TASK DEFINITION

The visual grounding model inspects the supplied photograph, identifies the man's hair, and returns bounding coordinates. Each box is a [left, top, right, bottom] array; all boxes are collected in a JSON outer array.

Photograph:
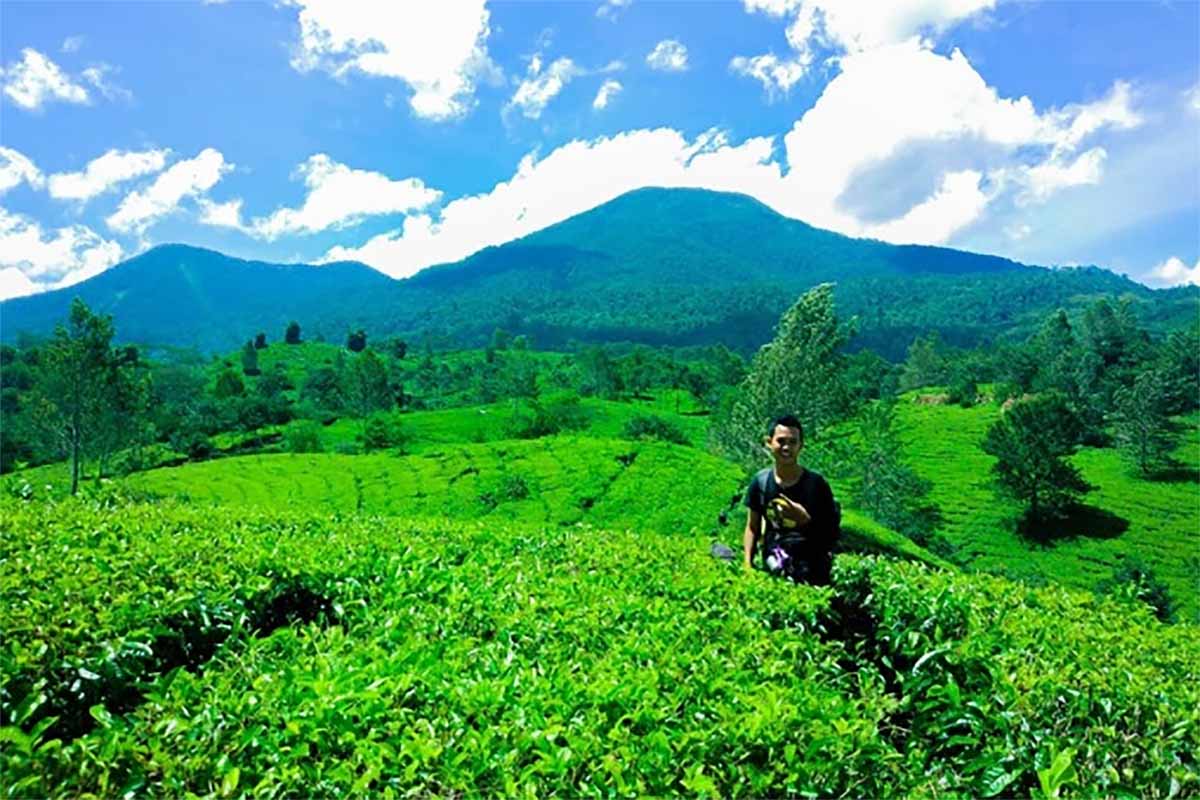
[[767, 414, 804, 442]]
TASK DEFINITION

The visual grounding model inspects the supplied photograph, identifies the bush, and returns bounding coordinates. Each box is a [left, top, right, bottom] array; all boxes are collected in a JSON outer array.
[[503, 394, 590, 439], [621, 413, 688, 445], [358, 413, 406, 453], [285, 421, 324, 454], [1099, 559, 1175, 622], [478, 471, 535, 508]]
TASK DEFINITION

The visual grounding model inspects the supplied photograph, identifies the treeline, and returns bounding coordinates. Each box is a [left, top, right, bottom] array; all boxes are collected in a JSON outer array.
[[0, 303, 749, 482]]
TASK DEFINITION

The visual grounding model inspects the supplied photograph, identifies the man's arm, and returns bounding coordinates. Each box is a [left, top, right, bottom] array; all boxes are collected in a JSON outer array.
[[743, 508, 762, 570]]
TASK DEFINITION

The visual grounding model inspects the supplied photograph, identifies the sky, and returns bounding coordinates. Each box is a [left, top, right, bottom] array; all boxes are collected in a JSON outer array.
[[0, 0, 1197, 301]]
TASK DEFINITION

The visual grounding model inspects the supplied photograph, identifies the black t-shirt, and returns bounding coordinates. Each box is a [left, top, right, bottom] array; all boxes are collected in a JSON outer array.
[[744, 467, 838, 566]]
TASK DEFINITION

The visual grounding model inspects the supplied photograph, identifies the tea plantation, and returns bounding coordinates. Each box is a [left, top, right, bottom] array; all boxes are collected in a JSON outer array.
[[3, 496, 1197, 798]]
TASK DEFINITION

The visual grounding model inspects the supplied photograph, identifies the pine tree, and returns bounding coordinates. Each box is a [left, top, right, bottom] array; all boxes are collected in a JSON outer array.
[[1111, 370, 1175, 476], [982, 392, 1091, 523], [710, 283, 854, 470]]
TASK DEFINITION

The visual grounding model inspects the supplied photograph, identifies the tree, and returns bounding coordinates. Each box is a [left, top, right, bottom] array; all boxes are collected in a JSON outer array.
[[710, 284, 854, 470], [214, 368, 245, 399], [853, 401, 941, 542], [391, 339, 408, 360], [343, 351, 392, 419], [1032, 309, 1077, 396], [241, 341, 261, 376], [490, 328, 512, 352], [29, 299, 117, 494], [254, 332, 267, 349], [285, 321, 302, 345], [347, 329, 367, 352], [1157, 326, 1200, 415], [1111, 370, 1174, 476], [899, 331, 946, 391], [982, 392, 1091, 523]]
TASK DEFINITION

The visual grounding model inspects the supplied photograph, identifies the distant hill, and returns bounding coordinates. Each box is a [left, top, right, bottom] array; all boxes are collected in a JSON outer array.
[[3, 188, 1195, 356]]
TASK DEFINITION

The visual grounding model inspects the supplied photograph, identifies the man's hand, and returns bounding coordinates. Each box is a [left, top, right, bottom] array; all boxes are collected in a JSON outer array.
[[777, 496, 811, 526]]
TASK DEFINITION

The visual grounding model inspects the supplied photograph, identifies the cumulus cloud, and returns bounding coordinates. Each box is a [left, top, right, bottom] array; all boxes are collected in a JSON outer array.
[[47, 148, 169, 202], [242, 154, 441, 239], [596, 0, 631, 20], [287, 0, 500, 121], [1015, 147, 1106, 206], [197, 197, 246, 230], [1, 48, 90, 110], [506, 56, 583, 120], [646, 40, 688, 72], [0, 147, 45, 194], [733, 0, 995, 95], [1143, 256, 1200, 288], [729, 53, 808, 97], [0, 207, 123, 299], [107, 148, 231, 234], [593, 79, 622, 110]]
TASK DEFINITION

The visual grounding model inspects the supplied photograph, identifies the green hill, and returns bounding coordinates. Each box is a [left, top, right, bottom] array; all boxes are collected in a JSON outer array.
[[4, 189, 1194, 357], [894, 398, 1200, 621]]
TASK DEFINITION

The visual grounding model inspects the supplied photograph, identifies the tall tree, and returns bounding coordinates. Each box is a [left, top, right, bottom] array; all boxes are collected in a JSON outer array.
[[1111, 370, 1175, 476], [344, 350, 392, 418], [711, 283, 854, 470], [241, 341, 260, 376], [347, 330, 367, 352], [30, 299, 116, 494], [853, 400, 940, 540], [982, 392, 1091, 523], [899, 331, 946, 391], [285, 320, 302, 345]]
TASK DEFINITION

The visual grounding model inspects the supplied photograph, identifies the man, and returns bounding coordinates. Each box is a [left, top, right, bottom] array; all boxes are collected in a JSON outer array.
[[743, 414, 839, 584]]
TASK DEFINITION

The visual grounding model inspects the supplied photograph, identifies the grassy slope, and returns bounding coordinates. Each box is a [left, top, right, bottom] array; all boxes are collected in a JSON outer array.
[[895, 398, 1200, 620]]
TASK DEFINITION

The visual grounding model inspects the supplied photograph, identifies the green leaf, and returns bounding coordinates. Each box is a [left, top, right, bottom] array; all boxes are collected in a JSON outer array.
[[221, 767, 240, 797]]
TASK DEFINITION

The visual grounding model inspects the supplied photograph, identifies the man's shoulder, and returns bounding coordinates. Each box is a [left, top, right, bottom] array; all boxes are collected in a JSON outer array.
[[802, 469, 832, 491], [749, 467, 773, 488]]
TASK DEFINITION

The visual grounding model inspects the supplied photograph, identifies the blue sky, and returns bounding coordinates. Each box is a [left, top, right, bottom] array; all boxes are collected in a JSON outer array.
[[1, 0, 1197, 300]]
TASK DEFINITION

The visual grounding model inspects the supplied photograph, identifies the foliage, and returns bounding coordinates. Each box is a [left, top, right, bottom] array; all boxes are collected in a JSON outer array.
[[621, 413, 689, 445], [358, 412, 406, 453], [213, 368, 244, 399], [982, 392, 1091, 523], [1097, 558, 1176, 623], [346, 329, 367, 352], [852, 401, 942, 544], [284, 320, 301, 345], [285, 420, 324, 454], [240, 341, 259, 376], [711, 284, 854, 470], [1111, 370, 1176, 476], [253, 332, 267, 349], [2, 498, 1196, 797]]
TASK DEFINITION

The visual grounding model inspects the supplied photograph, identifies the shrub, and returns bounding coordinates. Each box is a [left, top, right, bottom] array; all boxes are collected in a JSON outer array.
[[1098, 558, 1175, 622], [358, 413, 406, 453], [503, 394, 589, 439], [478, 471, 534, 508], [285, 421, 324, 454], [621, 413, 688, 445]]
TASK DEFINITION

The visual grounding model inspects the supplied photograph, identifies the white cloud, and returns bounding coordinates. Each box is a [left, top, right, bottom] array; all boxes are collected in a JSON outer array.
[[47, 148, 169, 202], [646, 40, 688, 72], [593, 79, 622, 110], [198, 197, 246, 230], [596, 0, 631, 20], [0, 207, 123, 299], [287, 0, 500, 121], [80, 63, 133, 103], [61, 35, 85, 54], [506, 56, 582, 120], [1143, 256, 1200, 288], [244, 154, 440, 239], [1016, 146, 1106, 206], [106, 148, 232, 234], [1, 48, 90, 110], [0, 147, 45, 194], [729, 53, 809, 97], [734, 0, 995, 95], [866, 169, 990, 244], [0, 267, 40, 299], [1187, 83, 1200, 115], [1050, 80, 1140, 154]]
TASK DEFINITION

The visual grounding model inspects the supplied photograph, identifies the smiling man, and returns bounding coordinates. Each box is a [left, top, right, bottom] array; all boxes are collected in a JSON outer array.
[[743, 414, 840, 584]]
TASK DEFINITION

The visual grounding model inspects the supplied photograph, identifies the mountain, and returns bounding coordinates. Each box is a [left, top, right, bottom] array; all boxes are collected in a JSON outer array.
[[3, 188, 1195, 357]]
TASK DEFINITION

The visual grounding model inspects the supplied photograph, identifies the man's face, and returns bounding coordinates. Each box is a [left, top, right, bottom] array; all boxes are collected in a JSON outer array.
[[765, 424, 802, 464]]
